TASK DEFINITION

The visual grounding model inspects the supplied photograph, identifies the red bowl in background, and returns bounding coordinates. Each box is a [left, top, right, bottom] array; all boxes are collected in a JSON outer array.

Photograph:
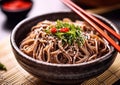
[[1, 0, 33, 20]]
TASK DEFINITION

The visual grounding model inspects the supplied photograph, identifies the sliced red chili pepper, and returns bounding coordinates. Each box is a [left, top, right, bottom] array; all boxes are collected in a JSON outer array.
[[60, 28, 69, 33], [51, 28, 57, 33]]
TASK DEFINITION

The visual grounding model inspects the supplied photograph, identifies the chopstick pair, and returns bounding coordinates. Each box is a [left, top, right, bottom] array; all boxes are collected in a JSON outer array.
[[61, 0, 120, 53]]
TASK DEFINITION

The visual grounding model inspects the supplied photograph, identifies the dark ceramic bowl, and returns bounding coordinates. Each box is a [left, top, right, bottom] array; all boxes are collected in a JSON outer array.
[[10, 12, 119, 84], [0, 0, 33, 20]]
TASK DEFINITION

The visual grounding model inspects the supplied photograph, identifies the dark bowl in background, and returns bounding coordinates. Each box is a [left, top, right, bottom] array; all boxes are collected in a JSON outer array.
[[0, 0, 33, 20], [10, 12, 119, 84], [72, 0, 120, 8]]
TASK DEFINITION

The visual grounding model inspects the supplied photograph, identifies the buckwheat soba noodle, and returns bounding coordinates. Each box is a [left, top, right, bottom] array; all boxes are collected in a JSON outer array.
[[20, 18, 111, 64]]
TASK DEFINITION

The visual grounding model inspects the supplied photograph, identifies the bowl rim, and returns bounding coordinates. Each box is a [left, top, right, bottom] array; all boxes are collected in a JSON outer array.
[[10, 12, 119, 67]]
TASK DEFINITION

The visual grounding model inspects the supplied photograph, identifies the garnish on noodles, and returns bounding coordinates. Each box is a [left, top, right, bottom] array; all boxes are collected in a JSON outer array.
[[19, 18, 110, 64], [46, 20, 85, 46]]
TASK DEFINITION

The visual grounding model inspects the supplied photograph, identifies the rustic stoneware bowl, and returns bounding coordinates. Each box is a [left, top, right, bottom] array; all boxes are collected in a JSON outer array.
[[10, 12, 119, 84]]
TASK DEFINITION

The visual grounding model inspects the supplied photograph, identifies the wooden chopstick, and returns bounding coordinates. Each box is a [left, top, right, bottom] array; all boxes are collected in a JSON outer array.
[[63, 0, 120, 40], [61, 0, 120, 52]]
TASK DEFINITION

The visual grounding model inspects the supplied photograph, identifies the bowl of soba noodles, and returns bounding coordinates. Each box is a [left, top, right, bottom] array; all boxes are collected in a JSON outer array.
[[10, 12, 119, 84]]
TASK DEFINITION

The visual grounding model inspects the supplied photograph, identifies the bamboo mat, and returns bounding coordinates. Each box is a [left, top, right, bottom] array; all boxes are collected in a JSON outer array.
[[0, 37, 120, 85]]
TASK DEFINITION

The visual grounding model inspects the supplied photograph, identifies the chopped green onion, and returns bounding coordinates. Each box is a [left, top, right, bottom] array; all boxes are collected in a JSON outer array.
[[46, 20, 85, 46]]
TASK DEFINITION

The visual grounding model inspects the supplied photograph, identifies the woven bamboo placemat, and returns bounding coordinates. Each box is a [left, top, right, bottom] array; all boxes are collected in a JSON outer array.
[[0, 38, 120, 85]]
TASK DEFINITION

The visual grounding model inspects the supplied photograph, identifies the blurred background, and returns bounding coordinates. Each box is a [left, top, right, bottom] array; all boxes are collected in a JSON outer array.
[[0, 0, 70, 41], [0, 0, 120, 41]]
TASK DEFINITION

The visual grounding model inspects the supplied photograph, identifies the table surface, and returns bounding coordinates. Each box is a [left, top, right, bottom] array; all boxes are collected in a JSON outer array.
[[0, 0, 120, 84], [0, 38, 120, 85]]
